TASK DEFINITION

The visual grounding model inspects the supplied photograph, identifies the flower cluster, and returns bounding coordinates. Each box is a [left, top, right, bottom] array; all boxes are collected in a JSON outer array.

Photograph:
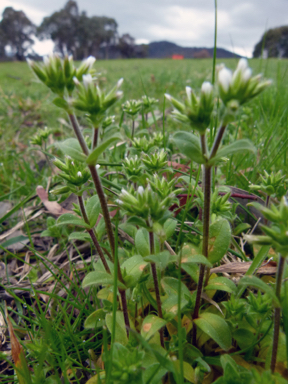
[[30, 127, 53, 146], [116, 185, 177, 222], [218, 58, 272, 107], [52, 156, 91, 190], [142, 149, 168, 172], [142, 95, 159, 113], [165, 81, 214, 133], [245, 197, 288, 256], [122, 99, 142, 118], [123, 155, 143, 180], [28, 55, 95, 96], [149, 174, 182, 200], [73, 76, 123, 124], [249, 170, 286, 198]]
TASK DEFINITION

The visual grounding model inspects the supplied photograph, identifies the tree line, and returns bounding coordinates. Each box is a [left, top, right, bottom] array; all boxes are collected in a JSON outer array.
[[0, 0, 147, 61]]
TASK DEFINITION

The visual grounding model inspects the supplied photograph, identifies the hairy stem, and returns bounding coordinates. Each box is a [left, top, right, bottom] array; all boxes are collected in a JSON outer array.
[[68, 113, 89, 156], [88, 165, 115, 258], [149, 230, 164, 347], [77, 195, 111, 273], [210, 125, 226, 160], [119, 288, 130, 337], [92, 127, 99, 150], [192, 133, 212, 344], [271, 255, 285, 372]]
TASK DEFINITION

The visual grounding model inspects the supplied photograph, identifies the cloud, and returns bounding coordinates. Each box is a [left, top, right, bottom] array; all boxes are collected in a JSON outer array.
[[1, 0, 288, 57]]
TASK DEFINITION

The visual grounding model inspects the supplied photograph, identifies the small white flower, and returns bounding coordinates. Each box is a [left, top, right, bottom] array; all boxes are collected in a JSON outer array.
[[164, 93, 172, 101], [82, 74, 93, 89], [77, 171, 82, 177], [116, 91, 123, 99], [137, 186, 144, 195], [201, 81, 213, 95], [96, 164, 101, 169], [73, 76, 80, 86], [121, 188, 129, 196], [242, 68, 252, 82], [237, 58, 249, 72], [117, 78, 124, 88], [85, 56, 96, 69], [115, 199, 123, 205], [218, 67, 232, 92]]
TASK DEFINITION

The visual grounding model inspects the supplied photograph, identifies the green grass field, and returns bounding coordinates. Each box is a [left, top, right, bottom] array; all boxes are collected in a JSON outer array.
[[1, 57, 288, 383], [1, 58, 288, 199]]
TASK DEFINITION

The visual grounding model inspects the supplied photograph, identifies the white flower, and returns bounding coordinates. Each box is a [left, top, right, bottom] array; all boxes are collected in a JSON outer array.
[[73, 76, 80, 86], [117, 78, 124, 88], [115, 199, 123, 205], [185, 86, 192, 97], [237, 58, 249, 72], [137, 186, 144, 195], [77, 171, 82, 177], [82, 74, 93, 89], [116, 91, 123, 99], [121, 188, 129, 196], [96, 164, 101, 169], [164, 93, 172, 101], [84, 56, 96, 69], [218, 67, 232, 92], [242, 68, 252, 82], [201, 81, 213, 95]]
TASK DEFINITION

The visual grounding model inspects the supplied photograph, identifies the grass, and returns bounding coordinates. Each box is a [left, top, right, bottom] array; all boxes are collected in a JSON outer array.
[[1, 57, 288, 383]]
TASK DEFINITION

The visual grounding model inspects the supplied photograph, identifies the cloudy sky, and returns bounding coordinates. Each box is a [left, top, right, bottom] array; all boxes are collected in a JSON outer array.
[[1, 0, 288, 57]]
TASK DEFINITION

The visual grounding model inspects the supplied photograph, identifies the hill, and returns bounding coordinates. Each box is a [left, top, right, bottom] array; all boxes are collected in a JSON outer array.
[[146, 41, 241, 59], [253, 26, 288, 58]]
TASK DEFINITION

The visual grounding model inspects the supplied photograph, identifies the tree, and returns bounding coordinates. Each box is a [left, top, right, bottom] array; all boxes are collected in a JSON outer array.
[[253, 26, 288, 58], [0, 7, 35, 60], [37, 0, 118, 59], [37, 0, 79, 57], [119, 33, 136, 58]]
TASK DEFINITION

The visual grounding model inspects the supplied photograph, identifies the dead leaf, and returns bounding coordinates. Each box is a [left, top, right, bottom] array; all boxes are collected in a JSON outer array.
[[36, 186, 73, 216], [211, 261, 277, 275]]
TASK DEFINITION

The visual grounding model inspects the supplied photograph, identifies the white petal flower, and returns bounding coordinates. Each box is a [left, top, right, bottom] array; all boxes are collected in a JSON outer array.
[[116, 91, 123, 99], [201, 81, 213, 95], [218, 68, 232, 92], [185, 86, 192, 97], [73, 76, 80, 86], [242, 68, 252, 82], [117, 78, 124, 88], [237, 58, 249, 72], [121, 188, 129, 196], [137, 186, 144, 195], [96, 164, 101, 169], [77, 171, 82, 177], [164, 93, 172, 101], [82, 74, 93, 89], [85, 56, 96, 69]]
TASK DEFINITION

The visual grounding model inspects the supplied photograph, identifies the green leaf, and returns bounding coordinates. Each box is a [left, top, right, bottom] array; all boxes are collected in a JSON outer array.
[[54, 138, 87, 162], [141, 315, 166, 340], [233, 222, 251, 236], [86, 135, 121, 166], [121, 255, 148, 287], [194, 313, 232, 351], [68, 231, 91, 242], [135, 228, 150, 257], [161, 277, 191, 298], [144, 251, 171, 270], [210, 139, 256, 165], [163, 218, 177, 239], [207, 219, 231, 264], [233, 328, 256, 350], [172, 131, 205, 164], [82, 271, 126, 289], [56, 213, 89, 229], [162, 295, 188, 320], [238, 275, 280, 307], [173, 360, 195, 383], [52, 97, 69, 110], [205, 277, 237, 294], [84, 309, 106, 329], [85, 195, 101, 228], [105, 311, 128, 345], [181, 254, 212, 268]]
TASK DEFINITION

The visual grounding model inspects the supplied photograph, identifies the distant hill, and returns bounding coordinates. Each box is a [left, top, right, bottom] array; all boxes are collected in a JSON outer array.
[[146, 41, 241, 59], [253, 26, 288, 58]]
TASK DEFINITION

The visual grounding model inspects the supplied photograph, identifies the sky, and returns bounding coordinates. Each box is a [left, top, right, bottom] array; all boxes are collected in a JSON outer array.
[[1, 0, 288, 58]]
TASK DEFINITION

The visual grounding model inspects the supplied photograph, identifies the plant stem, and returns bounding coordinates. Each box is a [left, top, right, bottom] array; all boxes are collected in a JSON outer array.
[[192, 133, 212, 344], [68, 113, 89, 155], [271, 255, 285, 372], [210, 125, 226, 159], [131, 119, 135, 140], [92, 127, 99, 150], [88, 164, 115, 257], [77, 195, 111, 273], [119, 288, 130, 338], [149, 229, 164, 347]]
